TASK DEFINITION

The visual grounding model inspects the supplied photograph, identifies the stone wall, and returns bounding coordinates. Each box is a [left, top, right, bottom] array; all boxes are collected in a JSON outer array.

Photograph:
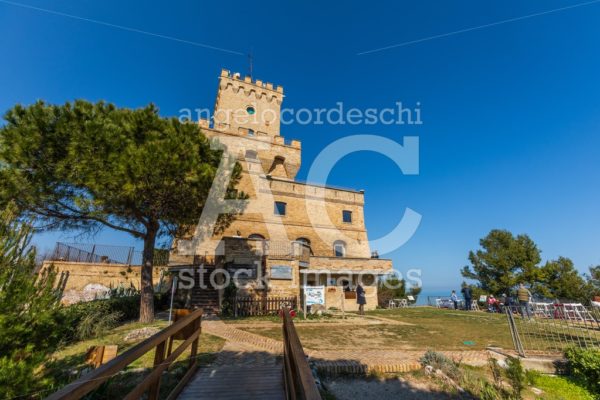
[[42, 261, 168, 303], [324, 285, 378, 311]]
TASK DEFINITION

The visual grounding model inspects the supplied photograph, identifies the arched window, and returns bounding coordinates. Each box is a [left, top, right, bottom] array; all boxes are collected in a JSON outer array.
[[248, 233, 265, 240], [295, 237, 311, 246], [333, 240, 346, 257]]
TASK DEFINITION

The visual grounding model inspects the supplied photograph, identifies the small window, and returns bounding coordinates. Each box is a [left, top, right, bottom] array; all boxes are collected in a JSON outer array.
[[246, 106, 256, 115], [342, 210, 352, 223], [274, 201, 286, 216], [333, 240, 346, 257], [245, 150, 257, 159], [248, 129, 255, 136]]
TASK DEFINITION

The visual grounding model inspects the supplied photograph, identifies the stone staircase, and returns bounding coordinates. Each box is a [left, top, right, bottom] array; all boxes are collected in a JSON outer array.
[[190, 265, 220, 315]]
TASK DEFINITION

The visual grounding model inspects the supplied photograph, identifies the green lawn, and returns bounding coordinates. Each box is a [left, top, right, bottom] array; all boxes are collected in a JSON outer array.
[[238, 307, 515, 351], [43, 320, 225, 399]]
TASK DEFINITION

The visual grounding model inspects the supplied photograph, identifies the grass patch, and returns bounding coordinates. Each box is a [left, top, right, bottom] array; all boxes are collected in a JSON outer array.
[[240, 307, 514, 350], [43, 320, 225, 399], [527, 371, 594, 400]]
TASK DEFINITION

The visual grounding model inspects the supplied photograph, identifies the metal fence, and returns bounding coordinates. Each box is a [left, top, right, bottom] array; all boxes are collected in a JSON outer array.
[[505, 303, 600, 356], [48, 242, 169, 266]]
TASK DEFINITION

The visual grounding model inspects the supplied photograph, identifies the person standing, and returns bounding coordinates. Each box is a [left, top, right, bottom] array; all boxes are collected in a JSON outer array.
[[450, 290, 459, 310], [356, 283, 366, 315], [461, 284, 472, 311], [517, 283, 533, 320]]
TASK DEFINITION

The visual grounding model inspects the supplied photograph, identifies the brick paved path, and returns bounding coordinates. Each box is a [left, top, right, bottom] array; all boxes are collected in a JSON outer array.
[[179, 317, 492, 398], [202, 319, 283, 353]]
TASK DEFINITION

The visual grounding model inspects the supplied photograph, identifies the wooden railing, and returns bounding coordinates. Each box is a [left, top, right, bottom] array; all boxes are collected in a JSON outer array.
[[45, 309, 203, 400], [281, 308, 321, 400]]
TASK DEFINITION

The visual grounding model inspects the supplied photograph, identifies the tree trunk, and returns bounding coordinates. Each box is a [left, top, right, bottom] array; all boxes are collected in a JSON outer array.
[[139, 227, 157, 323]]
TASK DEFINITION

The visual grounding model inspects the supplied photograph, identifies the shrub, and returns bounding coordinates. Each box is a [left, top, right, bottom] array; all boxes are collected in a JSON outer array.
[[504, 356, 525, 399], [420, 350, 461, 381], [478, 380, 502, 400], [74, 305, 123, 340], [0, 205, 64, 398], [377, 277, 406, 308], [565, 348, 600, 396], [220, 281, 238, 316]]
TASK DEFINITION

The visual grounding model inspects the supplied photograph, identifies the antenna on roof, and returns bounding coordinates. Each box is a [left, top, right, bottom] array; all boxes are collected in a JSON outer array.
[[248, 47, 254, 79]]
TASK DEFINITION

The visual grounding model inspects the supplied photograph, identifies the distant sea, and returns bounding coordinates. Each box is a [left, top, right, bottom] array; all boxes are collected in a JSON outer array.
[[415, 289, 456, 305]]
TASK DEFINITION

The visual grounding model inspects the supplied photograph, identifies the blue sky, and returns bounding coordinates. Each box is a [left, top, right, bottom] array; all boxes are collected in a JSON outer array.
[[1, 0, 600, 291]]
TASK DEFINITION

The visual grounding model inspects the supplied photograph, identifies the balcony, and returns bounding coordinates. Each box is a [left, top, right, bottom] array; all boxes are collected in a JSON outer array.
[[219, 237, 311, 265]]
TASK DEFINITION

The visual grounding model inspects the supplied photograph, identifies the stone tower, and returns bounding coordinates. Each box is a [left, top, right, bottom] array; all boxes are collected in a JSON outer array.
[[213, 69, 283, 137], [210, 69, 300, 180]]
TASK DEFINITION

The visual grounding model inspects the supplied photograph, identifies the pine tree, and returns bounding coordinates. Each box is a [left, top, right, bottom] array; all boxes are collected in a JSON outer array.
[[0, 204, 62, 399]]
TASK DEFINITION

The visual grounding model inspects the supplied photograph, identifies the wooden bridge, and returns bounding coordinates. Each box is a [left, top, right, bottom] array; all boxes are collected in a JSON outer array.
[[45, 309, 321, 400]]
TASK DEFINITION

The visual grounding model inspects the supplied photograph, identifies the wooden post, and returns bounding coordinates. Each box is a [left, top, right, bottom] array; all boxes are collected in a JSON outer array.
[[341, 289, 346, 319], [189, 318, 201, 368], [148, 341, 165, 400], [89, 245, 96, 263], [303, 289, 307, 320], [168, 276, 178, 323]]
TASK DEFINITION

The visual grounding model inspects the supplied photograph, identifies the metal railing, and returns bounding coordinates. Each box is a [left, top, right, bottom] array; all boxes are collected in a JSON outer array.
[[504, 303, 600, 357], [45, 308, 203, 400], [281, 308, 321, 400], [266, 240, 311, 261], [48, 242, 169, 266]]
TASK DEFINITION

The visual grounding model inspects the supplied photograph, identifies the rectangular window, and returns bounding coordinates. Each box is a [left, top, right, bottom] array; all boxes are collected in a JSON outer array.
[[342, 210, 352, 223], [274, 201, 286, 216]]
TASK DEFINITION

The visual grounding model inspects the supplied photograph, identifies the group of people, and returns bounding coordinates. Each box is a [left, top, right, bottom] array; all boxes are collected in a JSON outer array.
[[449, 283, 533, 317], [450, 285, 475, 310]]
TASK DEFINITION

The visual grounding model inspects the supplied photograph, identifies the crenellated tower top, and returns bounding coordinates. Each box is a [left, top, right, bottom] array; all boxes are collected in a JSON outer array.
[[213, 69, 284, 137]]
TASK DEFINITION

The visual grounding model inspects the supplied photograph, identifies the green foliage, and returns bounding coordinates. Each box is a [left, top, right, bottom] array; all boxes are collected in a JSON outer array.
[[65, 297, 142, 340], [0, 205, 63, 398], [419, 350, 461, 381], [488, 357, 504, 391], [536, 257, 588, 302], [462, 230, 592, 302], [527, 370, 594, 400], [565, 348, 600, 396], [461, 229, 541, 296], [408, 285, 422, 300], [377, 276, 406, 307], [504, 356, 525, 399], [220, 281, 238, 316], [478, 380, 502, 400], [0, 100, 246, 321], [75, 309, 123, 341], [584, 266, 600, 298]]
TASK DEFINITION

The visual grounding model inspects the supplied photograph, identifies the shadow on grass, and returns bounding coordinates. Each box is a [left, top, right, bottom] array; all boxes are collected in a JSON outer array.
[[42, 350, 219, 400]]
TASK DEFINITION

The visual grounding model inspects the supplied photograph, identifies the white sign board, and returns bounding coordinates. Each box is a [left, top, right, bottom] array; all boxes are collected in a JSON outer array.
[[304, 286, 325, 306]]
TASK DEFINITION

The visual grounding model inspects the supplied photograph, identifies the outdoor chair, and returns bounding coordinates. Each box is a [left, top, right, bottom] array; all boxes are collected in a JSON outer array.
[[388, 299, 397, 309], [561, 303, 596, 322]]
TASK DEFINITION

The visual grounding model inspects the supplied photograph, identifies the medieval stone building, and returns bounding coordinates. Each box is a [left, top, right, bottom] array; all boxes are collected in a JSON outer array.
[[170, 69, 392, 311]]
